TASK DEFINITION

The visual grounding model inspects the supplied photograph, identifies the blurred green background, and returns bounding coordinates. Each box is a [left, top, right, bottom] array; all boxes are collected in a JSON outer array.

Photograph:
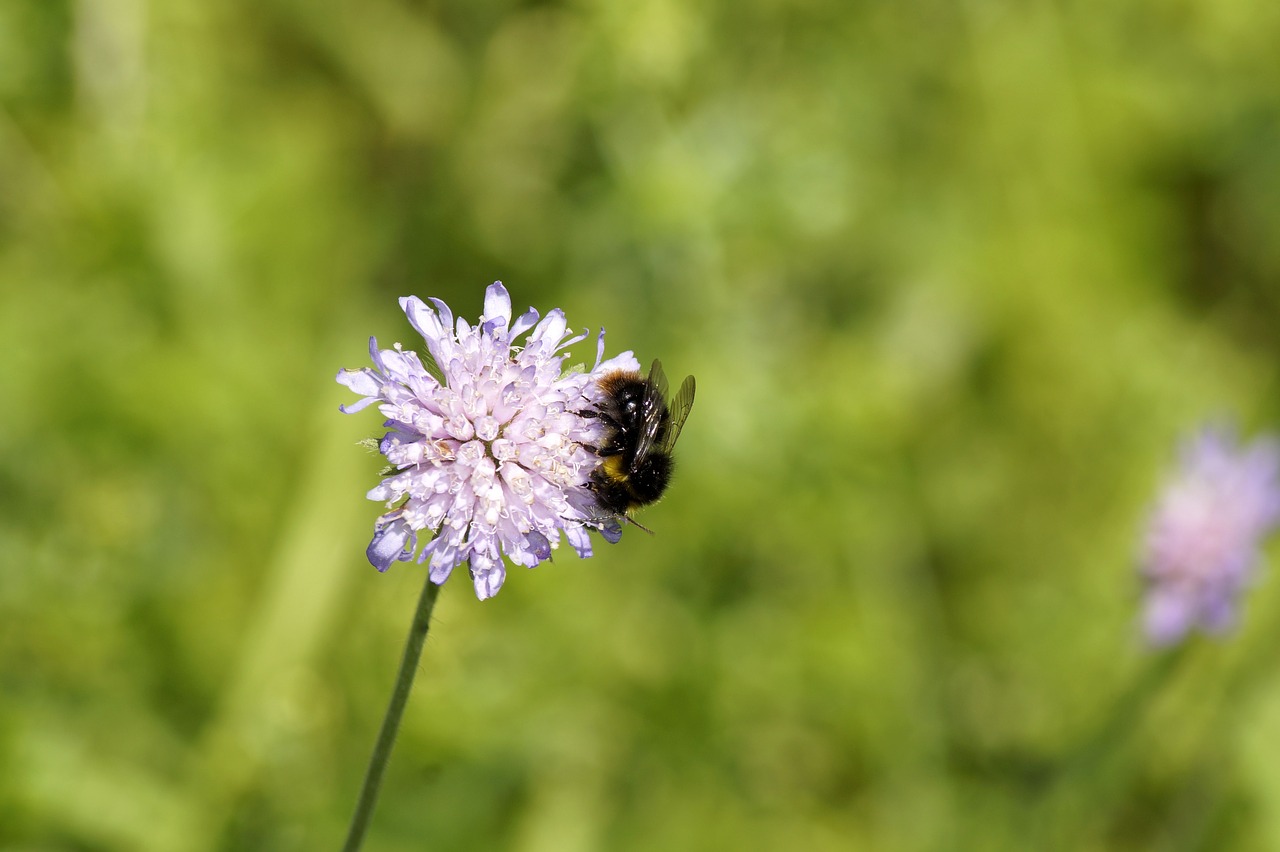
[[5, 0, 1280, 849]]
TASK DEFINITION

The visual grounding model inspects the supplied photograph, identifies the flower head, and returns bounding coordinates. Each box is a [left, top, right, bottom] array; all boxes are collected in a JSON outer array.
[[337, 283, 638, 599], [1140, 426, 1280, 646]]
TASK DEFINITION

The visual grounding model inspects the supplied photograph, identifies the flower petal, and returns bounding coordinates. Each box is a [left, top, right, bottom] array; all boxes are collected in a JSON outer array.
[[483, 281, 512, 327], [530, 308, 567, 349], [566, 525, 594, 558], [367, 517, 416, 572], [599, 519, 624, 545], [337, 367, 380, 398], [593, 328, 606, 369], [525, 530, 552, 562], [470, 554, 506, 600], [595, 350, 640, 374], [1143, 587, 1193, 647], [511, 306, 540, 339], [401, 297, 443, 346]]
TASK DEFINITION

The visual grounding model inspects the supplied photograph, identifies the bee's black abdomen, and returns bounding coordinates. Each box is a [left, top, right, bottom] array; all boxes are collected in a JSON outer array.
[[587, 453, 673, 514], [628, 453, 672, 505], [589, 474, 635, 516]]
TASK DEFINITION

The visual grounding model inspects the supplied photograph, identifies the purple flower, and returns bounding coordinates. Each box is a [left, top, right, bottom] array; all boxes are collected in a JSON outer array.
[[1140, 427, 1280, 646], [337, 283, 638, 600]]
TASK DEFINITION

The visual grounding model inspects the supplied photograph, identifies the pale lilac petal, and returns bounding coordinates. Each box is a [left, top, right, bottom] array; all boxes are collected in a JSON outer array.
[[593, 328, 607, 369], [483, 281, 511, 327], [337, 381, 381, 411], [338, 395, 380, 415], [427, 297, 453, 331], [599, 519, 623, 544], [595, 351, 640, 374], [366, 480, 401, 502], [566, 525, 594, 558], [525, 530, 552, 562], [1200, 591, 1238, 634], [377, 347, 419, 380], [368, 336, 393, 377], [367, 517, 415, 572], [428, 561, 455, 585], [530, 308, 567, 348], [470, 553, 506, 600], [337, 367, 380, 398], [400, 296, 441, 344], [556, 328, 590, 353], [1143, 587, 1194, 647], [511, 306, 540, 339]]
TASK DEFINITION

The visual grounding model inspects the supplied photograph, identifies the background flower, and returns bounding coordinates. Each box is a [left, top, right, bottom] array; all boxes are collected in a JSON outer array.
[[1141, 428, 1280, 646], [338, 283, 637, 599]]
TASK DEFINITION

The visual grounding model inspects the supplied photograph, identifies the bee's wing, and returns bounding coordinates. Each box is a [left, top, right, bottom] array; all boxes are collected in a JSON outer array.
[[659, 374, 695, 453], [632, 360, 671, 463], [646, 358, 669, 401]]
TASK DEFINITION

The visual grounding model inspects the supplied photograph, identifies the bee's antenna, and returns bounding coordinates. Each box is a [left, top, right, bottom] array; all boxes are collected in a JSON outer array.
[[625, 515, 655, 535]]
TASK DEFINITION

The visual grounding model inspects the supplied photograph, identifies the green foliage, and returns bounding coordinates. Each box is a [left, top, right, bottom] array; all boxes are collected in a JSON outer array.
[[4, 0, 1280, 849]]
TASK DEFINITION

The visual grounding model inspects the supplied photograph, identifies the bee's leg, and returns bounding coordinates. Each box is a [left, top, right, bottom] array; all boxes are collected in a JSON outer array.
[[577, 407, 621, 456], [580, 440, 622, 456], [579, 408, 623, 431]]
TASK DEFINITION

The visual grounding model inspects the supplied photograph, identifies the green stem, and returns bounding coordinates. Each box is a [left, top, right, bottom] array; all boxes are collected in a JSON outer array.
[[1033, 642, 1191, 847], [342, 574, 443, 852]]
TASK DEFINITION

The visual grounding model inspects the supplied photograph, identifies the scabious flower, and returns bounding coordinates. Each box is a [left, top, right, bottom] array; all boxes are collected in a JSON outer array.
[[337, 283, 638, 600], [1140, 426, 1280, 646]]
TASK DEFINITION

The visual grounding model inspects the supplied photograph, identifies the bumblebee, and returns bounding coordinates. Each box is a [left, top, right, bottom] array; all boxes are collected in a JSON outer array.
[[587, 359, 695, 527]]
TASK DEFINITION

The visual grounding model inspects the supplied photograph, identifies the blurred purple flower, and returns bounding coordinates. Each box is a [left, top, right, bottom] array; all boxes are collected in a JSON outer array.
[[337, 282, 638, 600], [1140, 427, 1280, 646]]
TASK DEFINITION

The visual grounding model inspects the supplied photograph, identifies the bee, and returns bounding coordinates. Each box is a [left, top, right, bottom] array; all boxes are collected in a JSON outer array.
[[586, 359, 696, 529]]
